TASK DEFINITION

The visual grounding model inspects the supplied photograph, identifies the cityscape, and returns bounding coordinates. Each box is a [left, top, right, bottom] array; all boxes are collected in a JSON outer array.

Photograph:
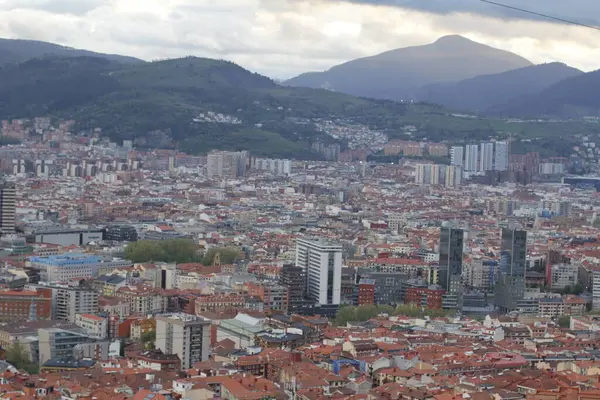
[[0, 1, 600, 399], [0, 114, 596, 400]]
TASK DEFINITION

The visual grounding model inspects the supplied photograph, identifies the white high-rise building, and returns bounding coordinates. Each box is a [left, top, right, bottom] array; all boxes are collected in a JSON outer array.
[[0, 181, 16, 234], [295, 237, 342, 305], [445, 166, 463, 188], [450, 146, 464, 167], [495, 141, 509, 171], [479, 142, 495, 172], [206, 151, 248, 178], [155, 313, 211, 369], [464, 145, 479, 172]]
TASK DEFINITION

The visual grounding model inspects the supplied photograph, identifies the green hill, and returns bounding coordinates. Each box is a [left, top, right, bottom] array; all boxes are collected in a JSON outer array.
[[0, 56, 410, 157], [0, 38, 142, 65]]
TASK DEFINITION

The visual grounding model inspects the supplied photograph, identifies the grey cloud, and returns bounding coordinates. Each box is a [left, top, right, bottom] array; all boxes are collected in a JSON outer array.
[[0, 0, 105, 15], [343, 0, 600, 26]]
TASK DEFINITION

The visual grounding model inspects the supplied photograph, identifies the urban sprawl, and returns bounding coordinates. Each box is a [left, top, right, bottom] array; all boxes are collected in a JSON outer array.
[[0, 118, 599, 400]]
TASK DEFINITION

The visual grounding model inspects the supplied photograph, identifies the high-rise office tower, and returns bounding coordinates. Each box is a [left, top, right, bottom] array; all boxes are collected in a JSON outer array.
[[0, 181, 16, 235], [464, 145, 479, 172], [450, 146, 464, 167], [479, 142, 495, 172], [280, 264, 306, 313], [495, 141, 509, 171], [155, 313, 211, 369], [438, 224, 464, 309], [494, 228, 527, 312], [295, 237, 342, 306]]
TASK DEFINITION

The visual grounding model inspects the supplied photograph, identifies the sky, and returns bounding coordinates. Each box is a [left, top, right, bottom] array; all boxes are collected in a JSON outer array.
[[1, 0, 599, 79]]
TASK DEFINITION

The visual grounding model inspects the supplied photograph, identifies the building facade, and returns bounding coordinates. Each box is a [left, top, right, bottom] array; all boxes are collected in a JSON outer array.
[[295, 237, 343, 306], [155, 313, 211, 369], [438, 225, 464, 309], [495, 228, 528, 312]]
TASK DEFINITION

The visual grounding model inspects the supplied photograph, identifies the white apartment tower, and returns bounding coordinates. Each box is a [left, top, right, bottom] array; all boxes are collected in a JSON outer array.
[[155, 313, 211, 369], [295, 237, 342, 306], [479, 142, 495, 172], [495, 141, 509, 171], [0, 181, 16, 235], [464, 145, 479, 172], [450, 146, 464, 167]]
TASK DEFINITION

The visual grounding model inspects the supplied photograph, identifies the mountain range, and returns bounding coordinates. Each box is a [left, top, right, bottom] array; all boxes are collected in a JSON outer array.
[[0, 37, 599, 157], [0, 38, 142, 65], [284, 35, 534, 101]]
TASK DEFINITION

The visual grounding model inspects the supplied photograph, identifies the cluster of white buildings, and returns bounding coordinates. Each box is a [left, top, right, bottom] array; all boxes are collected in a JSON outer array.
[[415, 164, 462, 187], [451, 141, 509, 172]]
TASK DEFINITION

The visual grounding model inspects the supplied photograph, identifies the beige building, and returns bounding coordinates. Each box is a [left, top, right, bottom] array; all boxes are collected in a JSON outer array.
[[155, 313, 211, 369]]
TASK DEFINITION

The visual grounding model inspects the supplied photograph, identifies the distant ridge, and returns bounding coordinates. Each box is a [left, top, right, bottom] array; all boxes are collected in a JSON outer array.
[[284, 35, 533, 101]]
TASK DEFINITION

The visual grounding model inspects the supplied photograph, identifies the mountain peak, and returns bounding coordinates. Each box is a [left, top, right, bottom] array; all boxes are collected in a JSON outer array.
[[433, 35, 474, 45]]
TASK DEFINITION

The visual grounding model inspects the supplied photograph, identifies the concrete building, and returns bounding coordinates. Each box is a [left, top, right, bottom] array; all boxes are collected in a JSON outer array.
[[479, 142, 494, 172], [27, 282, 99, 322], [550, 263, 578, 291], [30, 253, 105, 281], [295, 237, 343, 306], [450, 146, 464, 168], [495, 228, 528, 312], [462, 260, 498, 293], [495, 141, 509, 171], [206, 151, 248, 178], [464, 144, 479, 172], [0, 181, 16, 235], [75, 313, 108, 339], [38, 326, 107, 365], [0, 289, 52, 322], [593, 270, 600, 310], [155, 313, 211, 369], [252, 158, 292, 175]]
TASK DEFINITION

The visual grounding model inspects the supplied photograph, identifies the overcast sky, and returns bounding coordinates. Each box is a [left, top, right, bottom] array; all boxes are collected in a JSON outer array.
[[1, 0, 599, 78]]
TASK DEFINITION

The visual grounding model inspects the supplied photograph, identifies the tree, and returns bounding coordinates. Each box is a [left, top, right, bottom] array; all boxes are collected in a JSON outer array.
[[201, 247, 242, 266], [5, 342, 38, 374], [141, 330, 156, 350], [558, 315, 571, 328], [125, 239, 199, 263]]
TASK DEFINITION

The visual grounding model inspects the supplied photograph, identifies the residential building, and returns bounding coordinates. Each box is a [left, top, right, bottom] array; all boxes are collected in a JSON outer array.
[[75, 313, 108, 339], [206, 150, 248, 178], [247, 282, 288, 313], [357, 279, 375, 306], [495, 228, 528, 312], [405, 286, 445, 309], [438, 224, 464, 309], [464, 144, 479, 172], [92, 274, 127, 296], [0, 288, 52, 322], [27, 282, 99, 323], [495, 141, 509, 171], [358, 271, 408, 305], [450, 146, 464, 168], [251, 158, 292, 175], [295, 237, 343, 306], [462, 260, 498, 292], [550, 263, 578, 291], [155, 313, 211, 369], [593, 270, 600, 310], [0, 181, 15, 234], [479, 142, 494, 172]]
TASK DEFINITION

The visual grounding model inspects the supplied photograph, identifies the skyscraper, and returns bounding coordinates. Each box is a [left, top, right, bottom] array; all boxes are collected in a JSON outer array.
[[0, 181, 16, 235], [438, 224, 464, 309], [295, 237, 342, 306], [464, 145, 479, 172], [495, 141, 509, 171], [494, 228, 527, 312], [479, 142, 494, 172], [450, 146, 464, 167]]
